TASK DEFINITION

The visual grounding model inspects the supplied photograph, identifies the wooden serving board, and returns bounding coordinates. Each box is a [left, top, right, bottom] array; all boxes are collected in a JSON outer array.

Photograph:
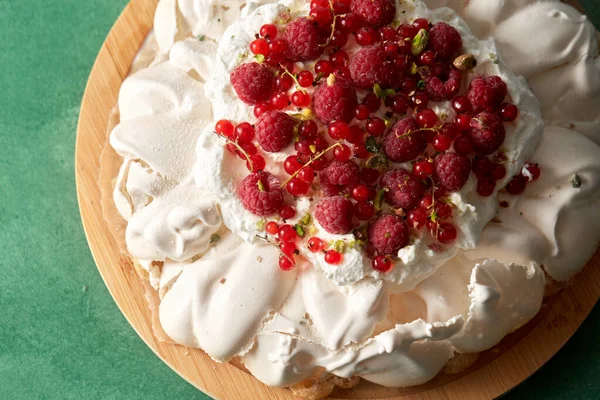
[[75, 0, 600, 398]]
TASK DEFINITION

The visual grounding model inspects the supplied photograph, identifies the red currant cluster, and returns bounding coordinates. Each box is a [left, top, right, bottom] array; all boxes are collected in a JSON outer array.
[[214, 119, 265, 172]]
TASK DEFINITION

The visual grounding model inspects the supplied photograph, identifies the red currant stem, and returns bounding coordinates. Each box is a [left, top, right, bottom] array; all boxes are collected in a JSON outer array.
[[279, 142, 342, 188], [282, 68, 308, 95], [255, 234, 297, 266], [429, 177, 440, 240], [319, 11, 339, 48], [395, 126, 441, 139], [214, 131, 254, 171]]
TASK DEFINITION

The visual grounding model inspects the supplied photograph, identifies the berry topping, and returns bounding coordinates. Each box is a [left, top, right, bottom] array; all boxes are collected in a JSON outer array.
[[383, 117, 427, 162], [468, 76, 508, 113], [435, 152, 471, 191], [313, 76, 358, 124], [368, 214, 409, 255], [315, 196, 355, 234], [324, 250, 343, 264], [319, 160, 360, 196], [255, 111, 296, 152], [428, 22, 463, 60], [237, 171, 284, 216], [283, 17, 324, 61], [349, 44, 399, 90], [307, 236, 325, 252], [425, 69, 462, 101], [468, 111, 506, 155], [505, 175, 527, 195], [350, 0, 395, 27], [372, 255, 392, 273], [230, 62, 275, 105], [380, 169, 424, 210], [500, 102, 519, 122]]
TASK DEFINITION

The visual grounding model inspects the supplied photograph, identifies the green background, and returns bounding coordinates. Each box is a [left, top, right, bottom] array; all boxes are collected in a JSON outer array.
[[1, 0, 599, 398]]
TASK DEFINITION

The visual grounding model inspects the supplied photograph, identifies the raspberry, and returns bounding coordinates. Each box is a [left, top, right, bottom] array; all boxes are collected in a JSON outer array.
[[468, 112, 506, 155], [368, 214, 409, 255], [255, 111, 296, 152], [435, 152, 471, 191], [467, 76, 508, 113], [315, 196, 354, 234], [313, 77, 358, 124], [428, 22, 463, 61], [283, 17, 324, 61], [380, 169, 424, 210], [425, 69, 462, 101], [237, 171, 284, 216], [350, 0, 395, 27], [319, 160, 360, 196], [230, 62, 275, 105], [383, 117, 427, 162], [349, 44, 399, 90]]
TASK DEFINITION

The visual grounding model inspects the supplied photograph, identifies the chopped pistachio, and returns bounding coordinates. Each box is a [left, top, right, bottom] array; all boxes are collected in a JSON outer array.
[[365, 136, 381, 153], [453, 53, 477, 71], [256, 219, 266, 230], [197, 34, 206, 41], [254, 54, 265, 63], [333, 240, 346, 253], [365, 153, 389, 170], [412, 29, 429, 56], [257, 181, 266, 192], [300, 214, 312, 226], [294, 224, 306, 238], [571, 174, 582, 188], [374, 189, 386, 211]]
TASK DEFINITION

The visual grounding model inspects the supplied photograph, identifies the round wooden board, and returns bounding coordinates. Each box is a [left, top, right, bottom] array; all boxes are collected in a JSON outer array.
[[75, 0, 600, 399]]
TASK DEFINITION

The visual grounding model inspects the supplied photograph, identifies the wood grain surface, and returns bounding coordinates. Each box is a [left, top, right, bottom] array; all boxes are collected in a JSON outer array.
[[75, 0, 600, 398]]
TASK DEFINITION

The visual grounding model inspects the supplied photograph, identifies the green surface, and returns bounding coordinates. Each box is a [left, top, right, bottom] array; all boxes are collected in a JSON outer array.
[[1, 1, 599, 399]]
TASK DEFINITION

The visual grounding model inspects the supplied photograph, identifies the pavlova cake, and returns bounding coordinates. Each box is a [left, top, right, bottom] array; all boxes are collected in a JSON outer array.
[[107, 0, 600, 397]]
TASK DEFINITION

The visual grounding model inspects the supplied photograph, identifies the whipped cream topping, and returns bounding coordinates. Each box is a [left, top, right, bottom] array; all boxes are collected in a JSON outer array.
[[200, 0, 543, 290], [108, 0, 600, 391]]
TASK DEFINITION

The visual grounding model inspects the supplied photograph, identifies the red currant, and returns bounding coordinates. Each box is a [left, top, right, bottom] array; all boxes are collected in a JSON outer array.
[[328, 121, 350, 140], [365, 118, 386, 137], [297, 70, 314, 87], [419, 195, 433, 210], [287, 178, 309, 196], [355, 26, 379, 46], [355, 104, 370, 120], [412, 18, 430, 31], [250, 38, 270, 56], [437, 223, 457, 244], [500, 102, 518, 122], [215, 119, 234, 137], [279, 255, 295, 271], [284, 156, 303, 175], [433, 134, 451, 152], [390, 95, 410, 114], [324, 250, 343, 264], [411, 92, 429, 109], [351, 184, 370, 202], [441, 123, 460, 140], [269, 39, 287, 55], [524, 163, 541, 181], [246, 154, 266, 172], [291, 91, 311, 107], [451, 95, 472, 114], [434, 202, 452, 220], [279, 204, 297, 220], [334, 144, 352, 161], [476, 177, 495, 197], [416, 109, 438, 128], [455, 113, 472, 131], [280, 241, 298, 257], [472, 156, 494, 177], [299, 120, 318, 138], [330, 51, 349, 67], [347, 125, 364, 144], [491, 164, 507, 181], [361, 168, 379, 184], [505, 175, 527, 195], [407, 208, 427, 229], [338, 12, 363, 32], [315, 60, 333, 76], [266, 221, 280, 235], [330, 30, 348, 48], [372, 256, 392, 273], [419, 50, 435, 65], [413, 160, 434, 179], [309, 6, 333, 26], [260, 24, 278, 39], [270, 92, 289, 109], [307, 237, 325, 253], [235, 122, 255, 143], [297, 166, 315, 183], [253, 102, 272, 118], [278, 224, 298, 242]]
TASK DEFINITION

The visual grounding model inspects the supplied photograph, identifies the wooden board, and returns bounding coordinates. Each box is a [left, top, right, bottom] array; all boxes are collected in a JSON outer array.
[[75, 1, 600, 398]]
